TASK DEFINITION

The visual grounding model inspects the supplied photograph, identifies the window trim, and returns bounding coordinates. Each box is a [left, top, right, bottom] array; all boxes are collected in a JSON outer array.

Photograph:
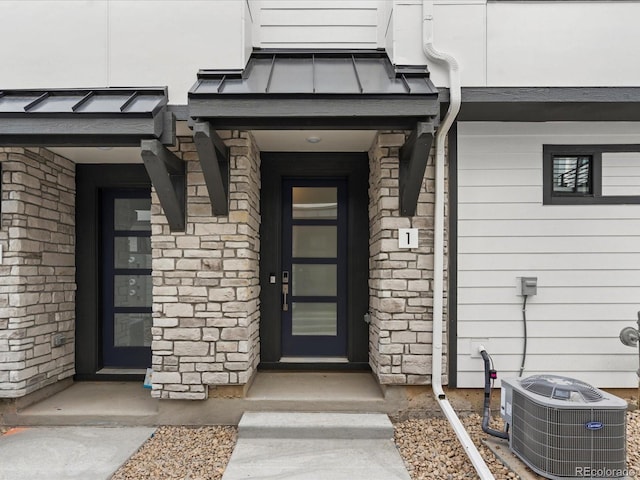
[[543, 144, 640, 205]]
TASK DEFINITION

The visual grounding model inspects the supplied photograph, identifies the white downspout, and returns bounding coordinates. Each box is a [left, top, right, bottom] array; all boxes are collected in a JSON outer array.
[[422, 2, 495, 479]]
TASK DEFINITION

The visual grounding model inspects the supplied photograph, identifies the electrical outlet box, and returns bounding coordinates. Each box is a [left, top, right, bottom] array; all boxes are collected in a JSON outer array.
[[53, 334, 66, 347], [520, 276, 537, 296]]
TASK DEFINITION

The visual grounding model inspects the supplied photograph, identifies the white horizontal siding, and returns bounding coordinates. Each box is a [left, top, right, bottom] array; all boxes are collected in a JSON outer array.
[[456, 122, 640, 388], [602, 152, 640, 196], [257, 0, 379, 48], [459, 318, 636, 337]]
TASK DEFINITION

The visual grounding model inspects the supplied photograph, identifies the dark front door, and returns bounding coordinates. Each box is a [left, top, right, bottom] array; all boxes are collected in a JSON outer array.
[[101, 189, 152, 368], [281, 179, 348, 357], [259, 153, 370, 367]]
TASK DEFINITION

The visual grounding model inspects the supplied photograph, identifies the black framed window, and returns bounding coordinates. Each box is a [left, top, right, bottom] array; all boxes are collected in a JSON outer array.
[[543, 145, 640, 205], [552, 155, 592, 196]]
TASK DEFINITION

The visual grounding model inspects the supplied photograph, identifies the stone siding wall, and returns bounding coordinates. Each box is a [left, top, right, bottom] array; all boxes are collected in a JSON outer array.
[[368, 132, 447, 385], [0, 148, 76, 398], [151, 132, 261, 400]]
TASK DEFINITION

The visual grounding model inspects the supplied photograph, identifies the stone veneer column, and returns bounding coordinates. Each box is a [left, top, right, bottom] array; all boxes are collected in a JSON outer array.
[[0, 147, 76, 398], [151, 131, 260, 400], [368, 131, 448, 385]]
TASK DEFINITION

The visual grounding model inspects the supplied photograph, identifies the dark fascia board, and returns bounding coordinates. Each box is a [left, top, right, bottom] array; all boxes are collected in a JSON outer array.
[[168, 104, 189, 121], [191, 116, 433, 130], [0, 111, 174, 147], [438, 87, 640, 122], [189, 96, 439, 130]]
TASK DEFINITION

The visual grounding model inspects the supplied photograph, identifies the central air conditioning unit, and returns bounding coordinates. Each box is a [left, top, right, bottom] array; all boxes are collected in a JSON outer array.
[[501, 375, 627, 480]]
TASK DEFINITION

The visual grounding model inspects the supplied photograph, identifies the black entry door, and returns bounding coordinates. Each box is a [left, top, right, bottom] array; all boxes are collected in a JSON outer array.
[[259, 153, 369, 367], [101, 189, 152, 368], [281, 179, 348, 357]]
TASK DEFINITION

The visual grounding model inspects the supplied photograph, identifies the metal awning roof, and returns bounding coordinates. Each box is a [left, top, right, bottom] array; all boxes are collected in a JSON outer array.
[[189, 50, 440, 129], [0, 87, 173, 146]]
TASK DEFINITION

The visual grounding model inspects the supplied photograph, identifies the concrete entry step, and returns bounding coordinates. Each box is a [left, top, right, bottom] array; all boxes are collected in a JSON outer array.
[[246, 372, 384, 402], [239, 412, 394, 439], [223, 412, 410, 480]]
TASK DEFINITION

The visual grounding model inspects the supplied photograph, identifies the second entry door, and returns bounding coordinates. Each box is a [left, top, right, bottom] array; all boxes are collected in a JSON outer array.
[[280, 179, 348, 357]]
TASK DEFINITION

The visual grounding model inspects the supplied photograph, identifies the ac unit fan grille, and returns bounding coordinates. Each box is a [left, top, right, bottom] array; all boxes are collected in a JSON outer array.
[[511, 390, 626, 478]]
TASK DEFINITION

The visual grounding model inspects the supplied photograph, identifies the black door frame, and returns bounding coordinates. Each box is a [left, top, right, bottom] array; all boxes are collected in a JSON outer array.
[[75, 164, 151, 380], [259, 153, 370, 369]]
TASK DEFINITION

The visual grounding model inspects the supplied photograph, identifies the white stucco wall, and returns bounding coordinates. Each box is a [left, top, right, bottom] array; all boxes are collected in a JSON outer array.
[[2, 1, 639, 98], [0, 0, 248, 104]]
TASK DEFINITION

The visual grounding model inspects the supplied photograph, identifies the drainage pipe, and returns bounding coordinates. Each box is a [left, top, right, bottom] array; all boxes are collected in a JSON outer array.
[[480, 349, 509, 440], [422, 2, 495, 479]]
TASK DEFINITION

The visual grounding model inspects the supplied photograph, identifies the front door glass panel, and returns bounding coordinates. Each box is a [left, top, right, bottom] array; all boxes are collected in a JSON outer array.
[[102, 189, 152, 368], [292, 303, 337, 336], [292, 225, 337, 258], [114, 313, 153, 347], [282, 181, 347, 356], [292, 187, 338, 219], [114, 237, 152, 269], [292, 264, 337, 296]]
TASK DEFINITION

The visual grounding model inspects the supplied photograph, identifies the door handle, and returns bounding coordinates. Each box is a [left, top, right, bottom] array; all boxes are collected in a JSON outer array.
[[282, 284, 289, 311], [282, 270, 289, 311]]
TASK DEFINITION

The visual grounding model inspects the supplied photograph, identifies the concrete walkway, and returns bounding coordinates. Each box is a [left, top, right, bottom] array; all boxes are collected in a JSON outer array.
[[222, 412, 411, 480], [0, 426, 154, 480]]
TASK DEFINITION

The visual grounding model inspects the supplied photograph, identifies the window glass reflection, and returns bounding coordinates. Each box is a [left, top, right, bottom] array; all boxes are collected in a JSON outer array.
[[292, 226, 337, 258], [292, 302, 337, 336], [114, 198, 151, 231], [114, 275, 152, 308], [292, 187, 337, 219]]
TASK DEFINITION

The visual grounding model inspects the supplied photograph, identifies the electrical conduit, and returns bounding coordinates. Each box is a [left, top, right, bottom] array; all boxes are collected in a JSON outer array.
[[422, 2, 495, 478]]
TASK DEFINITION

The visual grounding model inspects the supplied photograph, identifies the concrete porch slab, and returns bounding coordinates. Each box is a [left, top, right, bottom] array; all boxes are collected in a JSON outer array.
[[0, 426, 154, 480], [3, 372, 423, 427], [5, 382, 159, 426]]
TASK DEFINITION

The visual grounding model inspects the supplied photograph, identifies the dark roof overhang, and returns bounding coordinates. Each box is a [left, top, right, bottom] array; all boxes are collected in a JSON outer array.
[[440, 87, 640, 122], [188, 50, 440, 130], [0, 87, 187, 231], [0, 87, 174, 146], [188, 50, 440, 217]]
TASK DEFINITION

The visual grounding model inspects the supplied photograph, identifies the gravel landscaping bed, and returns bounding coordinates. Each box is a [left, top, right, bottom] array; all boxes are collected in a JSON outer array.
[[111, 426, 236, 480], [395, 408, 640, 480], [396, 414, 537, 479], [110, 407, 639, 479]]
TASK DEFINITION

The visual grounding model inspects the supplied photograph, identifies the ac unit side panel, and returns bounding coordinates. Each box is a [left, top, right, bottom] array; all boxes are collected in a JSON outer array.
[[511, 390, 626, 479]]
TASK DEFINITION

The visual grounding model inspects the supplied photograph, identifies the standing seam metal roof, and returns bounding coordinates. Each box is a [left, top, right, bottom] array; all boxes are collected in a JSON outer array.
[[0, 88, 167, 115], [190, 51, 437, 97]]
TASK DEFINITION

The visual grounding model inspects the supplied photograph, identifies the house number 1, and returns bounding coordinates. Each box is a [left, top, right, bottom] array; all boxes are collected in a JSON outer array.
[[398, 228, 419, 249]]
